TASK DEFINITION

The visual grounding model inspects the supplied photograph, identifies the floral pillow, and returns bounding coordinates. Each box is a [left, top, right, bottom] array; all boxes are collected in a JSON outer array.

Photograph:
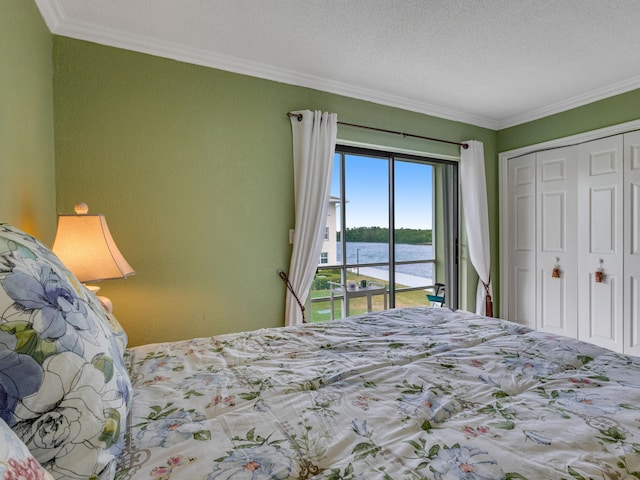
[[102, 309, 128, 357], [0, 224, 131, 480], [0, 417, 53, 480]]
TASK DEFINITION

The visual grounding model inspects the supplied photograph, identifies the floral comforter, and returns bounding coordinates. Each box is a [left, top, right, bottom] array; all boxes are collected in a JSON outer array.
[[116, 307, 640, 480]]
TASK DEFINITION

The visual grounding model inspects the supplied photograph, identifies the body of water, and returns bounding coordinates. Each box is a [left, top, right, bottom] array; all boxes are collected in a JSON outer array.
[[336, 242, 433, 281]]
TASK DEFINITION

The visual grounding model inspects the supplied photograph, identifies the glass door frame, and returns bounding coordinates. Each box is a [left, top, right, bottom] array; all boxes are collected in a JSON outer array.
[[327, 144, 459, 311]]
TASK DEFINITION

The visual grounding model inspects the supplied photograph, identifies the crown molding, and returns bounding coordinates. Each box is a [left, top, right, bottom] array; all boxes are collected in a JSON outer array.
[[34, 0, 63, 31], [496, 75, 640, 129]]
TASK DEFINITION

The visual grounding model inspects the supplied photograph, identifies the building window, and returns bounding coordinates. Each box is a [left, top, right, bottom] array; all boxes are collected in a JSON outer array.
[[311, 145, 458, 321], [324, 227, 329, 240]]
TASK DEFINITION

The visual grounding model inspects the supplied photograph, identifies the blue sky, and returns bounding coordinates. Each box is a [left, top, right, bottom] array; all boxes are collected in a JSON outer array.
[[331, 154, 433, 230]]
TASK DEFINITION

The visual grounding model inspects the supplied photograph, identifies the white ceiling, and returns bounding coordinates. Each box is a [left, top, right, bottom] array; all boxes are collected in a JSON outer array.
[[35, 0, 640, 129]]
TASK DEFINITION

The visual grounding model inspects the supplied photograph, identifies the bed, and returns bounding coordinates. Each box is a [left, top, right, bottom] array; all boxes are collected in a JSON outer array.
[[1, 224, 640, 480]]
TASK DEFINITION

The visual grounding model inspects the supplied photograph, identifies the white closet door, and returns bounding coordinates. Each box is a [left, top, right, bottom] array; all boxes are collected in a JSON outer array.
[[577, 136, 624, 351], [507, 153, 536, 328], [624, 131, 640, 356], [536, 147, 578, 337]]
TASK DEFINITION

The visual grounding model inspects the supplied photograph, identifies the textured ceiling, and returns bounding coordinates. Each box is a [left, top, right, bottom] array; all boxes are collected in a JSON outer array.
[[35, 0, 640, 129]]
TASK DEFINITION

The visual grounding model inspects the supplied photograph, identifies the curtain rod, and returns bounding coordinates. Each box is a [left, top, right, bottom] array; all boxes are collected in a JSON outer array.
[[287, 112, 469, 149]]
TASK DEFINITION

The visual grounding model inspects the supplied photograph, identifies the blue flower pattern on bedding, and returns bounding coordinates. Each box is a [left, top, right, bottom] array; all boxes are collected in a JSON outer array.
[[208, 444, 292, 480], [2, 257, 95, 354], [0, 224, 131, 480], [120, 307, 640, 480], [0, 330, 42, 424], [134, 408, 208, 448]]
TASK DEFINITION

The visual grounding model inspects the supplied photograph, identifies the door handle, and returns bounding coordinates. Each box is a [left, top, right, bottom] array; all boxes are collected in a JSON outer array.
[[595, 259, 604, 283], [552, 257, 561, 278]]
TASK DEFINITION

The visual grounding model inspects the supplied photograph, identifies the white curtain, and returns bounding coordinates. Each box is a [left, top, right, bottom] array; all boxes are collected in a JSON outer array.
[[460, 140, 493, 316], [285, 110, 338, 325]]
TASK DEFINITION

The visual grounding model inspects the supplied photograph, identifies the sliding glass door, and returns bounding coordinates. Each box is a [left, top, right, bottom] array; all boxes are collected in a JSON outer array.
[[310, 145, 458, 321]]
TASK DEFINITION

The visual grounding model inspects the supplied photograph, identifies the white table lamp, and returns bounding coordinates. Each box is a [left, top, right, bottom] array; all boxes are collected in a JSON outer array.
[[52, 202, 135, 302]]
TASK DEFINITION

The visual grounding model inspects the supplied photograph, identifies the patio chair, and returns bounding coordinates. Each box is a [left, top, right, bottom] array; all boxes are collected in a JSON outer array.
[[426, 283, 445, 307]]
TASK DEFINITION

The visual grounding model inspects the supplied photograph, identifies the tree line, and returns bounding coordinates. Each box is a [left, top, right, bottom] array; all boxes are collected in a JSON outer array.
[[343, 226, 432, 245]]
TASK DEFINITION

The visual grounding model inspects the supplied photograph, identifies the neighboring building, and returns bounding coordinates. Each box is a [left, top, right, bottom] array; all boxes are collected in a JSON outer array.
[[320, 196, 340, 266]]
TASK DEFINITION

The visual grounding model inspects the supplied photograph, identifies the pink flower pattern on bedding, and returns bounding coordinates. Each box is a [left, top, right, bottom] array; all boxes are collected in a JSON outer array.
[[0, 418, 53, 480], [119, 307, 640, 479]]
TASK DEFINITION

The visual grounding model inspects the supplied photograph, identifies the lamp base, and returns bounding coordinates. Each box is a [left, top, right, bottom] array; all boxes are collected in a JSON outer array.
[[97, 295, 113, 313]]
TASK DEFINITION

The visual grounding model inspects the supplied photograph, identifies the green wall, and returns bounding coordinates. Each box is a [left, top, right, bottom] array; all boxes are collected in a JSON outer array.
[[497, 89, 640, 152], [52, 37, 496, 346], [0, 0, 56, 241]]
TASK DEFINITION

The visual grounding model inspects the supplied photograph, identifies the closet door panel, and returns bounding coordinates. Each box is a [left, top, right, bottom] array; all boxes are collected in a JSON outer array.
[[630, 274, 640, 355], [578, 136, 623, 352], [624, 131, 640, 356], [536, 147, 577, 337], [539, 271, 567, 332], [587, 276, 619, 339], [589, 186, 618, 253], [513, 267, 534, 324], [540, 192, 566, 251], [507, 154, 535, 327]]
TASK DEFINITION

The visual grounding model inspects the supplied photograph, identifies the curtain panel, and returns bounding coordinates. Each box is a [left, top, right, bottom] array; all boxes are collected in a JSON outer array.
[[460, 140, 493, 316], [285, 110, 338, 325]]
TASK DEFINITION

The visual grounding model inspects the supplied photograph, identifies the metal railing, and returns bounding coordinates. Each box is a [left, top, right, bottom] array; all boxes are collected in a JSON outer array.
[[311, 258, 437, 304]]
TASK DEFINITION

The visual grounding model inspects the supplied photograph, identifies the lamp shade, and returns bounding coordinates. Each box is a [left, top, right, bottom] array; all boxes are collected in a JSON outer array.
[[52, 203, 135, 283]]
